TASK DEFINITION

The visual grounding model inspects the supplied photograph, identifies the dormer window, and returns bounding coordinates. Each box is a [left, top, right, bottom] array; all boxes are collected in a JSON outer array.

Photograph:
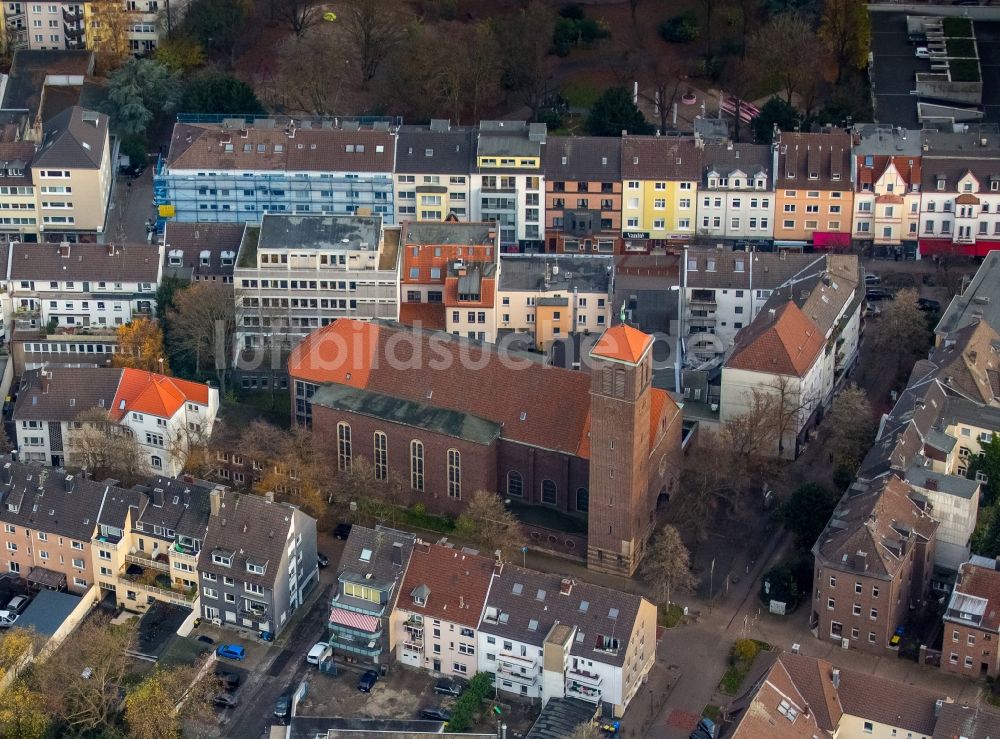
[[212, 552, 232, 567], [937, 179, 946, 191], [246, 562, 265, 575], [964, 182, 974, 192]]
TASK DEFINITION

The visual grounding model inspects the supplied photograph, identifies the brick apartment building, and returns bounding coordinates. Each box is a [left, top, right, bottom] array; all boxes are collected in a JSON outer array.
[[812, 476, 937, 654], [287, 319, 683, 575], [941, 560, 1000, 678]]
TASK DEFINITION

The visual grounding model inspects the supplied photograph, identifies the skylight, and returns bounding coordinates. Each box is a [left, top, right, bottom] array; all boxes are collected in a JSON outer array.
[[512, 583, 523, 595], [360, 548, 373, 563], [608, 607, 619, 620]]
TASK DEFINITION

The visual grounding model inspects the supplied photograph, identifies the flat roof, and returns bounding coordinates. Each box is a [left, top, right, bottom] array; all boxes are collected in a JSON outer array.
[[402, 221, 496, 246], [499, 254, 612, 293], [258, 214, 382, 251], [937, 251, 1000, 335], [16, 589, 81, 637]]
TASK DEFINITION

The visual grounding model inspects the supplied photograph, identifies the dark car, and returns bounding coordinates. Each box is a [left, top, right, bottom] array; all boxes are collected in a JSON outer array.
[[213, 693, 238, 709], [690, 717, 717, 739], [358, 669, 379, 693], [334, 523, 352, 540], [434, 677, 464, 698], [317, 552, 330, 568], [273, 692, 292, 720], [214, 670, 241, 691], [196, 635, 215, 645], [917, 298, 941, 313], [420, 707, 452, 722], [866, 287, 892, 301]]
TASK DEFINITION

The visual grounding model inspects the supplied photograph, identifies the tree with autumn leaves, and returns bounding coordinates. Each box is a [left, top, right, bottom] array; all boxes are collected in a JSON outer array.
[[113, 318, 170, 374]]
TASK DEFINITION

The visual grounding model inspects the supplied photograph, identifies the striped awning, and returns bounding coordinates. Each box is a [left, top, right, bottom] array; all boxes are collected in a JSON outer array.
[[330, 607, 379, 633]]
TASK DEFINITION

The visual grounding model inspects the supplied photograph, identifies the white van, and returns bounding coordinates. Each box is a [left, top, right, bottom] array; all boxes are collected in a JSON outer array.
[[306, 642, 331, 665], [0, 610, 19, 628]]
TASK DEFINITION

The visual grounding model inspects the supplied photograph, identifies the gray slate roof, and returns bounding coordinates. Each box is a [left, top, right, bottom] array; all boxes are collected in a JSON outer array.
[[10, 242, 160, 282], [524, 698, 598, 739], [933, 702, 1000, 739], [131, 475, 214, 542], [480, 564, 644, 668], [937, 252, 1000, 336], [395, 124, 476, 175], [905, 464, 980, 499], [13, 367, 122, 422], [335, 525, 415, 614], [543, 136, 622, 182], [310, 385, 502, 445], [163, 222, 245, 279], [499, 254, 612, 293], [685, 250, 831, 291], [33, 106, 107, 169], [401, 221, 496, 246], [16, 589, 82, 637], [701, 141, 772, 183]]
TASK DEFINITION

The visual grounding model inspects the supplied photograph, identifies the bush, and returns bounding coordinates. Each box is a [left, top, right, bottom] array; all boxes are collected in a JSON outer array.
[[446, 672, 494, 732], [559, 3, 585, 20], [659, 13, 699, 43], [119, 135, 149, 169], [731, 638, 761, 665]]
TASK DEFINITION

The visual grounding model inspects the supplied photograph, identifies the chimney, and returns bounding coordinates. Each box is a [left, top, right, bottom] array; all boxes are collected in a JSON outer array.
[[832, 669, 840, 689], [40, 372, 50, 394], [64, 474, 74, 492], [559, 578, 573, 596], [264, 490, 274, 503], [209, 489, 221, 517], [392, 541, 404, 566]]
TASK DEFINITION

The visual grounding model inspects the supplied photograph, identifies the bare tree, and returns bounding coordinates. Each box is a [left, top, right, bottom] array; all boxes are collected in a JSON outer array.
[[455, 490, 525, 558], [750, 13, 820, 108], [343, 0, 406, 87], [569, 724, 604, 739], [275, 0, 319, 37], [490, 3, 556, 116], [277, 30, 351, 115], [825, 383, 875, 473], [68, 407, 146, 484], [639, 56, 690, 135], [641, 525, 698, 606], [871, 288, 931, 377], [767, 374, 818, 459], [168, 282, 236, 394]]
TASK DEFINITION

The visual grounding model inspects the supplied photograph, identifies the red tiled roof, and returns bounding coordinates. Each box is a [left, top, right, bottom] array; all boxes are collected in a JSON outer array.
[[401, 242, 496, 284], [855, 154, 922, 193], [444, 275, 496, 308], [590, 324, 652, 364], [397, 542, 496, 628], [110, 369, 210, 420], [726, 302, 825, 377], [956, 193, 982, 205], [398, 302, 447, 331]]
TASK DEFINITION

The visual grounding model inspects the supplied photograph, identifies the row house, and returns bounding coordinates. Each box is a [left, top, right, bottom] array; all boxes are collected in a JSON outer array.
[[13, 365, 219, 475], [812, 476, 938, 655], [919, 129, 1000, 258], [697, 141, 774, 245], [330, 525, 415, 665], [393, 541, 496, 678], [472, 121, 546, 251], [941, 559, 1000, 679], [396, 221, 499, 335], [289, 320, 682, 576], [773, 130, 854, 247], [621, 136, 701, 251], [394, 122, 475, 224], [3, 1, 173, 52], [233, 214, 399, 375], [163, 222, 244, 284], [156, 117, 396, 225], [477, 562, 656, 717], [542, 136, 622, 254], [495, 254, 613, 351], [197, 487, 318, 637], [851, 125, 922, 257]]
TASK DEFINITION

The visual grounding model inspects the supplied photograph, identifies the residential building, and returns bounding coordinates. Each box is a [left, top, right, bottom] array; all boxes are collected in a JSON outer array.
[[288, 320, 683, 576], [330, 525, 414, 665], [620, 136, 701, 250], [397, 221, 499, 334], [471, 120, 546, 250], [543, 136, 622, 254], [719, 301, 827, 459], [198, 487, 318, 637], [773, 130, 853, 246], [9, 242, 160, 335], [0, 49, 95, 126], [811, 476, 937, 654], [725, 650, 945, 739], [155, 117, 396, 225], [394, 121, 475, 223], [83, 0, 169, 55], [903, 466, 980, 572], [496, 254, 613, 351], [932, 702, 1000, 739], [697, 141, 774, 245], [13, 366, 219, 474], [392, 541, 496, 677], [941, 559, 1000, 678], [935, 250, 1000, 342], [919, 127, 1000, 259], [233, 214, 399, 368], [163, 222, 245, 284], [851, 125, 922, 257], [477, 563, 656, 717]]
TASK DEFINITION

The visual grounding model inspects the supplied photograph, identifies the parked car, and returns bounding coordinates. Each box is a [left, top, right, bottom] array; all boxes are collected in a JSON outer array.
[[216, 644, 246, 661], [306, 642, 331, 665], [917, 298, 941, 313], [864, 273, 881, 285], [213, 693, 239, 709], [333, 522, 352, 539], [0, 610, 19, 628], [420, 707, 452, 722], [4, 596, 27, 615], [915, 46, 931, 58], [358, 669, 379, 692], [690, 717, 717, 739], [273, 691, 292, 720], [196, 635, 215, 645], [866, 287, 892, 301], [317, 552, 330, 568], [434, 677, 464, 697], [214, 669, 241, 690]]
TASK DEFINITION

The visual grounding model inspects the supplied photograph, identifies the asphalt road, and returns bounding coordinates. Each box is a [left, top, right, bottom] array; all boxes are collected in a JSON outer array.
[[222, 581, 334, 738]]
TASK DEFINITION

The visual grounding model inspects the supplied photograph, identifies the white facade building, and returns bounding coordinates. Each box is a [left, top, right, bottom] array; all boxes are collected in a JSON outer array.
[[697, 142, 775, 243]]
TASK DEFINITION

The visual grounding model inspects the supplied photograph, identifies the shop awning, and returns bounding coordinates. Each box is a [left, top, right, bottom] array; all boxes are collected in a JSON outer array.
[[812, 232, 851, 249], [329, 607, 379, 633], [917, 239, 1000, 258]]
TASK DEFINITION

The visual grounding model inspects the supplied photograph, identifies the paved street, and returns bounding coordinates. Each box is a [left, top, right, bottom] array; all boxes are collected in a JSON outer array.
[[104, 166, 156, 245]]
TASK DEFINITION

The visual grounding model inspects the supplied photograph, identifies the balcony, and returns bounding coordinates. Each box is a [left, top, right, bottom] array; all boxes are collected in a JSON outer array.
[[125, 553, 170, 573], [63, 7, 83, 22], [567, 667, 603, 687], [496, 664, 538, 685], [497, 651, 537, 669], [239, 601, 270, 619], [688, 292, 717, 307], [120, 570, 197, 602], [402, 641, 423, 654], [63, 23, 83, 38], [566, 679, 602, 702], [482, 185, 517, 194], [171, 542, 199, 561]]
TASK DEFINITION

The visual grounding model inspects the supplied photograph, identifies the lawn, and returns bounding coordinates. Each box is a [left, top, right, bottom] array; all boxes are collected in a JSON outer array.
[[946, 37, 977, 59], [950, 58, 981, 82], [562, 79, 603, 109], [943, 16, 974, 37], [659, 603, 685, 628], [718, 639, 771, 696]]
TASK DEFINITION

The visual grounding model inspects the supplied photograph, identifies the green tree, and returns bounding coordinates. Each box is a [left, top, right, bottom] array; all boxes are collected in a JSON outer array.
[[124, 668, 191, 739], [105, 58, 181, 137], [969, 435, 1000, 506], [455, 490, 524, 558], [871, 288, 931, 377], [760, 562, 799, 609], [752, 97, 801, 143], [779, 483, 839, 550], [180, 71, 264, 114], [154, 35, 206, 73], [585, 86, 654, 136], [975, 506, 1000, 558], [640, 525, 698, 606], [818, 0, 871, 84], [180, 0, 248, 62]]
